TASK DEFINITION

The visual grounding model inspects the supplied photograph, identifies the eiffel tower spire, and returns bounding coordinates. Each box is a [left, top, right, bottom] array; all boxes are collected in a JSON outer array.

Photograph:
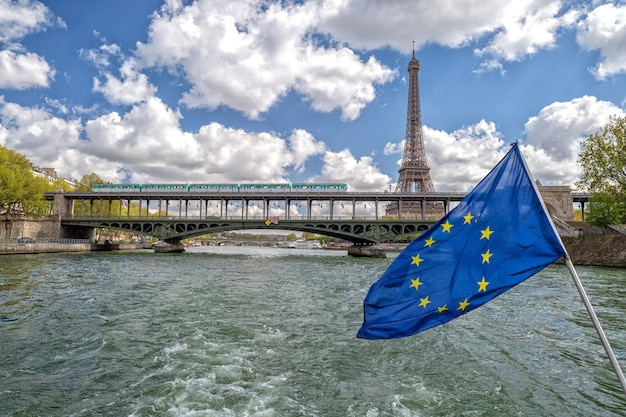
[[395, 46, 435, 193]]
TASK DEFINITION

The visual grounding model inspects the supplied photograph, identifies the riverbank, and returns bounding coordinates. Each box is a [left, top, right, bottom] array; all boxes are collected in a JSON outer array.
[[562, 235, 626, 268], [0, 241, 150, 255]]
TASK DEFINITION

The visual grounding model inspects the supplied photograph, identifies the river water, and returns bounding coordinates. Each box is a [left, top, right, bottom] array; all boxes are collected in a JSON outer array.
[[1, 246, 625, 416]]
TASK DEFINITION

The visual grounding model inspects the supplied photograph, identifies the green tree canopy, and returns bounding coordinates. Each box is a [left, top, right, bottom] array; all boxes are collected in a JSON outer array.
[[577, 115, 626, 226], [0, 145, 51, 217], [77, 173, 106, 191]]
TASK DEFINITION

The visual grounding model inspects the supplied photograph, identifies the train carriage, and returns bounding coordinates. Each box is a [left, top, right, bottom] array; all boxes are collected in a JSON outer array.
[[92, 182, 347, 193]]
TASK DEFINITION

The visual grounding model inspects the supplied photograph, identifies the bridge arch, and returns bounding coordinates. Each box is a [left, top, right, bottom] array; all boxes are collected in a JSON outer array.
[[61, 218, 436, 245]]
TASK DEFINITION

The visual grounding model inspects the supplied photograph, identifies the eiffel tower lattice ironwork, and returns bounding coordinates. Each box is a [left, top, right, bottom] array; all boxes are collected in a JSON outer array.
[[387, 48, 443, 219], [397, 49, 434, 193]]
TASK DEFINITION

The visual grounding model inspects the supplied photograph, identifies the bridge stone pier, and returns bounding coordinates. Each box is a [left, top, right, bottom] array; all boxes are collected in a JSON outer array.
[[535, 181, 574, 221]]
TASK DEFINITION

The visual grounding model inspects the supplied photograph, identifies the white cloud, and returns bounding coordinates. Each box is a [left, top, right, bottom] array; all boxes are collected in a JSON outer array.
[[475, 1, 579, 62], [287, 129, 327, 172], [524, 95, 624, 160], [315, 148, 391, 192], [0, 49, 54, 88], [93, 60, 157, 105], [79, 43, 122, 70], [0, 97, 83, 172], [134, 0, 395, 120], [320, 0, 579, 69], [193, 123, 325, 182], [384, 97, 625, 192], [319, 0, 505, 49], [523, 96, 625, 185], [576, 3, 626, 79], [0, 95, 326, 184], [0, 0, 58, 44], [422, 121, 508, 191], [0, 0, 60, 89]]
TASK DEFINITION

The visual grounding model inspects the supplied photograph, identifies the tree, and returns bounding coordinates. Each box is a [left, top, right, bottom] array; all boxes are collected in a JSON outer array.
[[577, 115, 626, 226], [51, 178, 73, 192], [0, 145, 51, 217], [76, 173, 105, 191], [72, 173, 127, 217], [586, 192, 626, 228]]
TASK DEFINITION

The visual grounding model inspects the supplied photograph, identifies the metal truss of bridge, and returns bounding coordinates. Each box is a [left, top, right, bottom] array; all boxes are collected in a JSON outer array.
[[45, 189, 467, 245]]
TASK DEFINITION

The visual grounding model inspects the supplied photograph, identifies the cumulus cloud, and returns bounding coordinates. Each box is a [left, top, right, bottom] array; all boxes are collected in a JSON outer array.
[[93, 60, 157, 105], [576, 3, 626, 79], [319, 0, 579, 70], [0, 0, 60, 89], [0, 0, 58, 44], [474, 1, 579, 63], [1, 0, 624, 197], [314, 148, 391, 192], [134, 0, 395, 120], [0, 97, 83, 172], [422, 121, 508, 191], [524, 95, 624, 160], [0, 95, 327, 184], [523, 96, 625, 184], [383, 95, 625, 192], [0, 49, 53, 89]]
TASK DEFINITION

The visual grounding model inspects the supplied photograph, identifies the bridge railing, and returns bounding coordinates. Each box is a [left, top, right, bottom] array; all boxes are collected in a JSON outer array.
[[0, 238, 91, 246], [63, 214, 442, 222]]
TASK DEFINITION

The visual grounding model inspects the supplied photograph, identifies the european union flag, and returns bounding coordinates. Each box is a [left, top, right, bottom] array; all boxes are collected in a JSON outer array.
[[357, 144, 567, 340]]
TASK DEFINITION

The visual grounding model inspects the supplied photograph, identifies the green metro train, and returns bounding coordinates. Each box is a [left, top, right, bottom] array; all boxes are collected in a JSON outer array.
[[92, 183, 348, 193]]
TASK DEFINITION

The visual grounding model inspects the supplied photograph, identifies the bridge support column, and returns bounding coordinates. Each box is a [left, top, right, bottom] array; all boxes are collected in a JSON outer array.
[[52, 191, 74, 216], [347, 244, 386, 258], [154, 239, 185, 253]]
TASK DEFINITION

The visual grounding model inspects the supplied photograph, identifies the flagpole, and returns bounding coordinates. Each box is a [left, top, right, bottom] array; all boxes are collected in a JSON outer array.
[[517, 143, 626, 396], [564, 254, 626, 396]]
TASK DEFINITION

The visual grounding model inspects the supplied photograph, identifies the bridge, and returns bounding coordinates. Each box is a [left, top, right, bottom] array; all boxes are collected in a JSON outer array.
[[44, 187, 590, 253], [45, 189, 466, 247]]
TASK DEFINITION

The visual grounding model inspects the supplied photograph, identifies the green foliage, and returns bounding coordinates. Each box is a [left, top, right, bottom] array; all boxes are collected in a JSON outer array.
[[51, 178, 73, 192], [0, 145, 51, 217], [578, 116, 626, 226], [77, 173, 106, 191], [586, 192, 625, 228]]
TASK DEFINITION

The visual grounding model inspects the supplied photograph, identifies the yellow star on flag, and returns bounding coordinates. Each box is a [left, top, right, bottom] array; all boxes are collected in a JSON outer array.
[[441, 220, 453, 233], [424, 237, 436, 247], [419, 296, 431, 308], [410, 277, 423, 291], [437, 305, 448, 313], [477, 277, 489, 292], [463, 212, 474, 224], [411, 254, 424, 267], [480, 226, 493, 240], [481, 249, 493, 264], [458, 299, 470, 311]]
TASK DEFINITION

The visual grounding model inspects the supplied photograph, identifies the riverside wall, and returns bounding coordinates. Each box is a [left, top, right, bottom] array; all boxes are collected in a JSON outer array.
[[1, 216, 64, 240], [561, 235, 626, 268], [0, 242, 93, 255]]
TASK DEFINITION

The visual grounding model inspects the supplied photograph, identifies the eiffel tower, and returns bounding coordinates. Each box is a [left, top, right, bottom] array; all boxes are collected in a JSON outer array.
[[386, 48, 443, 218]]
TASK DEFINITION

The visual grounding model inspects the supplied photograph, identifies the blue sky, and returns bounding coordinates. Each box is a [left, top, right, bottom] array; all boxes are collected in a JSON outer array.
[[1, 0, 625, 193]]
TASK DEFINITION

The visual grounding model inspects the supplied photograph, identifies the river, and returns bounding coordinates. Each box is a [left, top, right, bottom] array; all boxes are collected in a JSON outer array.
[[1, 246, 625, 416]]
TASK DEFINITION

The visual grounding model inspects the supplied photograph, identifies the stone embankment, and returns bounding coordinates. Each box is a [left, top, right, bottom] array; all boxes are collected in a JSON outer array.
[[561, 235, 626, 268], [0, 241, 150, 255]]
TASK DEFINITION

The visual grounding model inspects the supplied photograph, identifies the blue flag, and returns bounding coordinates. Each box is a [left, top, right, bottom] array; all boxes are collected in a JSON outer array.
[[357, 144, 567, 340]]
